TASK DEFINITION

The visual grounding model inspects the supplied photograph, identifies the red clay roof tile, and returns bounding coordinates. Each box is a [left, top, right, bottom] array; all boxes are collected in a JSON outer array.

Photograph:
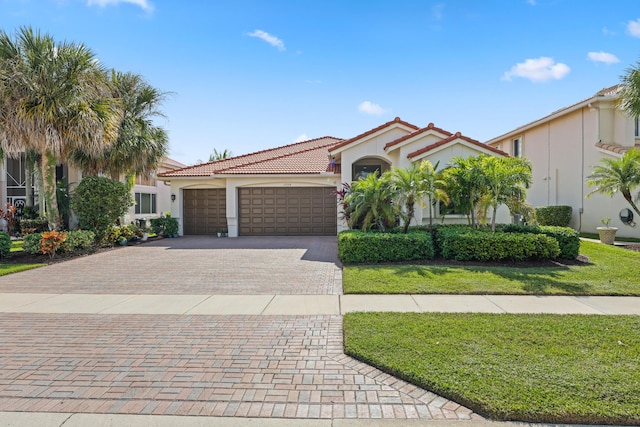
[[328, 117, 419, 153], [159, 136, 343, 177], [407, 132, 509, 159], [384, 122, 453, 150]]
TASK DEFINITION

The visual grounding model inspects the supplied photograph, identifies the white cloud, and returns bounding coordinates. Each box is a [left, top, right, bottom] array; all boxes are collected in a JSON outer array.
[[627, 19, 640, 37], [602, 27, 616, 36], [294, 133, 309, 142], [587, 51, 620, 65], [87, 0, 153, 12], [526, 0, 536, 5], [502, 57, 570, 82], [358, 101, 388, 115], [247, 30, 285, 51]]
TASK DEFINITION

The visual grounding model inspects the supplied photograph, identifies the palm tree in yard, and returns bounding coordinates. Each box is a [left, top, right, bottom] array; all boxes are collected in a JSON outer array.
[[441, 156, 486, 227], [0, 27, 120, 229], [617, 58, 640, 118], [209, 148, 233, 162], [346, 171, 396, 231], [586, 148, 640, 217], [70, 70, 169, 189], [481, 155, 532, 231]]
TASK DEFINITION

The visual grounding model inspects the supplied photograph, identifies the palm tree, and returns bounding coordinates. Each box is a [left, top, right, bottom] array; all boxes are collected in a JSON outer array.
[[70, 70, 169, 189], [441, 156, 486, 227], [209, 148, 233, 162], [419, 160, 449, 227], [586, 148, 640, 217], [0, 27, 120, 229], [617, 58, 640, 118], [481, 155, 532, 231], [346, 171, 396, 231]]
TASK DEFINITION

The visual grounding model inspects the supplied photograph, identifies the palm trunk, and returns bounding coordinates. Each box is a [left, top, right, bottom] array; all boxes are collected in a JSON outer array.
[[623, 192, 640, 218], [491, 202, 498, 232], [40, 152, 59, 230]]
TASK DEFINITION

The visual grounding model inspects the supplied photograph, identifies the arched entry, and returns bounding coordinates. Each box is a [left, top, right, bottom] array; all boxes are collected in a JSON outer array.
[[352, 157, 391, 181]]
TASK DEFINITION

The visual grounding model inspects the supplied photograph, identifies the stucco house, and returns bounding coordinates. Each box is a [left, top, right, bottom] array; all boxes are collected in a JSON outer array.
[[0, 155, 185, 228], [485, 85, 640, 238], [158, 117, 509, 237]]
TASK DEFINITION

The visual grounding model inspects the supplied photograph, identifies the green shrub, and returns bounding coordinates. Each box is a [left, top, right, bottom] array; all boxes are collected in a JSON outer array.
[[150, 214, 179, 236], [63, 230, 96, 252], [503, 224, 580, 259], [19, 218, 49, 234], [0, 232, 10, 259], [22, 232, 43, 255], [338, 230, 435, 263], [535, 206, 572, 227], [103, 225, 136, 245], [71, 176, 133, 242], [439, 228, 560, 261]]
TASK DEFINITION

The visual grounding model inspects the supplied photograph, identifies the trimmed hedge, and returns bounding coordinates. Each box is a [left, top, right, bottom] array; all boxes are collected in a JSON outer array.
[[535, 206, 572, 227], [439, 228, 560, 261], [64, 230, 96, 252], [19, 218, 49, 234], [0, 232, 10, 259], [22, 232, 43, 255], [338, 230, 435, 264], [502, 224, 580, 259]]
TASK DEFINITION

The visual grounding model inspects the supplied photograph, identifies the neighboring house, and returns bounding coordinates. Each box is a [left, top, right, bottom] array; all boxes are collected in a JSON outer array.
[[158, 117, 509, 237], [125, 157, 187, 226], [485, 85, 640, 238], [0, 155, 184, 227]]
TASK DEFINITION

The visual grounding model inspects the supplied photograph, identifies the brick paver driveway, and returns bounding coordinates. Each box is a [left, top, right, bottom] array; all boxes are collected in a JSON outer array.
[[0, 236, 479, 421], [0, 236, 342, 295]]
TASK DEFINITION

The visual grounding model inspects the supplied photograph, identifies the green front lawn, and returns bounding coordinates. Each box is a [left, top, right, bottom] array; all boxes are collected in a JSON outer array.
[[343, 240, 640, 295], [0, 263, 45, 275], [344, 312, 640, 424]]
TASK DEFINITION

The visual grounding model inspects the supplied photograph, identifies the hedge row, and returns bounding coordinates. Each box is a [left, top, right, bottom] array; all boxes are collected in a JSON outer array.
[[338, 224, 579, 263], [438, 227, 560, 262], [338, 230, 435, 264], [22, 230, 96, 255], [535, 205, 572, 227], [0, 232, 10, 259], [501, 224, 580, 259]]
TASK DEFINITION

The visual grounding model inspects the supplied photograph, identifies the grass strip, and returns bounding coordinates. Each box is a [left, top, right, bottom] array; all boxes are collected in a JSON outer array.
[[343, 240, 640, 295], [344, 312, 640, 424], [0, 263, 45, 276]]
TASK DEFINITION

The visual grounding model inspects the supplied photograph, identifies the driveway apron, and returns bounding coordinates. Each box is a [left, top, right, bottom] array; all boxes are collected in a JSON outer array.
[[0, 236, 479, 420]]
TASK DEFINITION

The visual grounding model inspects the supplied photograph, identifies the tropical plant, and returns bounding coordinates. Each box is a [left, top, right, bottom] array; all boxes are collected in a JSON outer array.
[[40, 230, 66, 259], [69, 70, 169, 188], [481, 155, 532, 231], [440, 156, 486, 227], [71, 176, 133, 242], [586, 148, 640, 217], [617, 58, 640, 118], [419, 161, 449, 227], [0, 27, 121, 230], [345, 171, 396, 231], [209, 148, 233, 162]]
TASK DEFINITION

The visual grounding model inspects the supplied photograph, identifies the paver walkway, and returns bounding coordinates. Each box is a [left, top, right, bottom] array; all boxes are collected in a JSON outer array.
[[0, 237, 477, 421]]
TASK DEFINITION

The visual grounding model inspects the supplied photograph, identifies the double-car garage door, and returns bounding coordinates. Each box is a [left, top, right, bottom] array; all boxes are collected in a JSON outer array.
[[183, 187, 337, 236]]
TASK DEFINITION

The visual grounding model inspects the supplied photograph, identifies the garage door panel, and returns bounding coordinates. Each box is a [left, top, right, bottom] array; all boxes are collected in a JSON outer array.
[[239, 187, 336, 236], [183, 189, 226, 235]]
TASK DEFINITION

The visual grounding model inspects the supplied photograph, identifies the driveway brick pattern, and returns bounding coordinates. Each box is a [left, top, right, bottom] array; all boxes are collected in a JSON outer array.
[[0, 236, 342, 295], [0, 313, 479, 420]]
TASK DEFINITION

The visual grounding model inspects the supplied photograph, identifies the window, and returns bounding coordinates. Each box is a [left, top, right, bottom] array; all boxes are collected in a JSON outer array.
[[635, 116, 640, 137], [135, 193, 157, 214], [512, 137, 523, 158], [438, 200, 465, 216], [353, 164, 382, 180]]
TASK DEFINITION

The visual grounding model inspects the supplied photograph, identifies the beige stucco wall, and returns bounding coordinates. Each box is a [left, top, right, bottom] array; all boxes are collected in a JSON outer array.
[[489, 103, 640, 238]]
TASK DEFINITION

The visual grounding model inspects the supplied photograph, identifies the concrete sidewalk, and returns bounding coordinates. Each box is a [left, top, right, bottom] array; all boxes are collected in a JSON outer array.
[[0, 292, 638, 315]]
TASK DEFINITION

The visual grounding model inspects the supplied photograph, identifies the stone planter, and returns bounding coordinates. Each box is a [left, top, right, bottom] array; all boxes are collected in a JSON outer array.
[[596, 227, 618, 245]]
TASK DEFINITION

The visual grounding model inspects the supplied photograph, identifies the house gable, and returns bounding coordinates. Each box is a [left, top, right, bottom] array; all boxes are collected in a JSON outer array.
[[407, 132, 508, 166], [328, 117, 419, 156]]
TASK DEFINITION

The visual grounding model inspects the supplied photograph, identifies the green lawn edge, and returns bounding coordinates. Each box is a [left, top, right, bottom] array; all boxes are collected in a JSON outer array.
[[344, 312, 640, 425], [0, 263, 46, 276], [343, 240, 640, 295]]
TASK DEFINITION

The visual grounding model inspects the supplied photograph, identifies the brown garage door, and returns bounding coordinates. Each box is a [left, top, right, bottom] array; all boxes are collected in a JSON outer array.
[[183, 189, 227, 235], [238, 187, 336, 236]]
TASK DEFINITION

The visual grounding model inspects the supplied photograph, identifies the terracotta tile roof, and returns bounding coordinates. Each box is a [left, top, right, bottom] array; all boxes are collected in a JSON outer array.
[[407, 132, 509, 159], [328, 117, 419, 153], [384, 122, 453, 150], [159, 137, 343, 177], [595, 141, 640, 155]]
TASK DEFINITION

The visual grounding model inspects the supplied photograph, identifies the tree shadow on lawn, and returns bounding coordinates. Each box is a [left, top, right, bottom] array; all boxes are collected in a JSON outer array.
[[385, 257, 595, 294]]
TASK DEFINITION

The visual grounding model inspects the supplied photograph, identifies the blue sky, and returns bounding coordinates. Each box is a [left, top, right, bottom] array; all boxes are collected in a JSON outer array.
[[2, 0, 639, 165]]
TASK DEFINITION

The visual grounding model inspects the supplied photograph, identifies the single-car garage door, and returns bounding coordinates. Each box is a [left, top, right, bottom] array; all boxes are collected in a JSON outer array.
[[238, 187, 336, 236], [183, 189, 227, 235]]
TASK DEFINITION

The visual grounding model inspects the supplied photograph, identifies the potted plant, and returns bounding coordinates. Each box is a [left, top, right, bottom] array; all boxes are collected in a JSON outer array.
[[596, 217, 617, 245]]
